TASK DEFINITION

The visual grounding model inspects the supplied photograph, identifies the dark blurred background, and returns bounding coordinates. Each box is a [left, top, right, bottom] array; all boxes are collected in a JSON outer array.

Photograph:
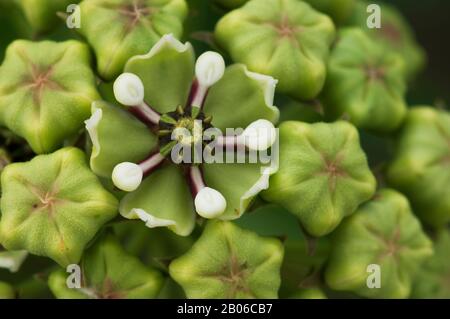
[[390, 0, 450, 106]]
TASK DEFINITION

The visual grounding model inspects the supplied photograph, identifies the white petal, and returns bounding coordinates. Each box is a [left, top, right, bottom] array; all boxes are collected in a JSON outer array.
[[195, 51, 225, 87], [113, 73, 144, 106], [84, 104, 102, 159], [242, 119, 277, 151], [112, 162, 143, 192], [0, 250, 28, 273], [194, 187, 227, 219], [133, 209, 177, 228], [244, 67, 280, 122]]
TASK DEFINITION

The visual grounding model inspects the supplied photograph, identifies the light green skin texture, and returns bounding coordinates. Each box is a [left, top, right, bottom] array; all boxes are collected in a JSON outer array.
[[48, 234, 164, 299], [17, 0, 77, 33], [0, 40, 100, 154], [215, 0, 336, 100], [348, 1, 426, 80], [322, 28, 407, 133], [289, 288, 326, 299], [387, 107, 450, 228], [169, 220, 284, 298], [412, 231, 450, 299], [325, 189, 433, 299], [77, 0, 188, 80], [262, 121, 376, 237], [0, 281, 15, 299], [303, 0, 356, 24], [0, 147, 118, 267], [87, 36, 279, 236]]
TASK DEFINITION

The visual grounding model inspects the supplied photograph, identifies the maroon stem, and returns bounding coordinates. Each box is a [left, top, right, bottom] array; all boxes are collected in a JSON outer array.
[[186, 165, 206, 198], [139, 151, 166, 177], [129, 103, 161, 128], [186, 78, 209, 109]]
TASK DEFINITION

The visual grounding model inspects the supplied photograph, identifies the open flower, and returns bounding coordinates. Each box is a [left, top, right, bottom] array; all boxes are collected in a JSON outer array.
[[86, 34, 280, 236]]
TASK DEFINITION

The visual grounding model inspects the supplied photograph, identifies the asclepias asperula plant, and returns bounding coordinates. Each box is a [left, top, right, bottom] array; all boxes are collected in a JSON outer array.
[[85, 34, 280, 236]]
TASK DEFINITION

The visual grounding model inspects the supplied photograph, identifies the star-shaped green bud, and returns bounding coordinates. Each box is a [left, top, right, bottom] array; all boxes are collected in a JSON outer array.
[[387, 107, 450, 227], [48, 234, 164, 299], [17, 0, 76, 34], [412, 230, 450, 299], [348, 1, 426, 80], [215, 0, 335, 100], [325, 189, 433, 299], [321, 28, 407, 133], [262, 121, 376, 237], [77, 0, 188, 80], [0, 147, 118, 266], [169, 220, 284, 298], [0, 40, 100, 154]]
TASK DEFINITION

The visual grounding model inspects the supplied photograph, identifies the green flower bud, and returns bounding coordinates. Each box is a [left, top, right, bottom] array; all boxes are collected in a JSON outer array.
[[233, 203, 330, 297], [215, 0, 335, 100], [348, 1, 426, 80], [262, 121, 376, 237], [0, 281, 15, 299], [0, 147, 118, 267], [48, 234, 164, 299], [322, 28, 407, 133], [169, 220, 284, 298], [303, 0, 356, 24], [412, 230, 450, 299], [0, 40, 100, 154], [17, 0, 76, 33], [325, 189, 433, 299], [78, 0, 188, 80], [387, 107, 450, 227]]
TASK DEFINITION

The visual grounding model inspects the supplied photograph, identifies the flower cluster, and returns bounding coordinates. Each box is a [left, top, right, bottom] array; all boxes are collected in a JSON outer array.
[[0, 0, 448, 300]]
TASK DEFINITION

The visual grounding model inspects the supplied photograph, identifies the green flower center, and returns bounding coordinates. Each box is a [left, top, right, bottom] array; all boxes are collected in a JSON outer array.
[[157, 105, 213, 156]]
